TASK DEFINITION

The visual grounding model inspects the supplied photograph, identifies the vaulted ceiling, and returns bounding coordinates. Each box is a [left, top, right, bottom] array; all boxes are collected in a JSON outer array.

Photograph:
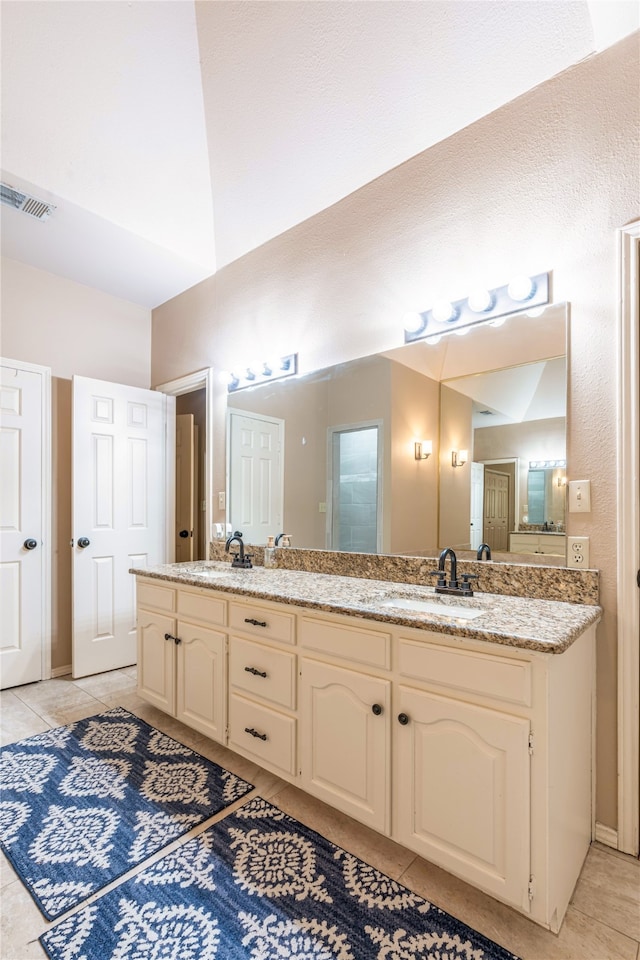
[[1, 1, 637, 308]]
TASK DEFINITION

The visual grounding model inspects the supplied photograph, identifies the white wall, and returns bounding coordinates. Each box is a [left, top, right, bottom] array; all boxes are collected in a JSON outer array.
[[1, 256, 152, 670]]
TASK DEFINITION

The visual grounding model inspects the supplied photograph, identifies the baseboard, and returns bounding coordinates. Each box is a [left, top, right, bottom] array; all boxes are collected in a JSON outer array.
[[594, 822, 618, 849], [51, 664, 72, 679]]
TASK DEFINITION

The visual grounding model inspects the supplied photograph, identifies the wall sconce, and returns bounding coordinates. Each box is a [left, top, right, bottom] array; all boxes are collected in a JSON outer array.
[[403, 272, 550, 344], [452, 449, 468, 468], [557, 476, 568, 488], [226, 353, 298, 393], [414, 440, 432, 460]]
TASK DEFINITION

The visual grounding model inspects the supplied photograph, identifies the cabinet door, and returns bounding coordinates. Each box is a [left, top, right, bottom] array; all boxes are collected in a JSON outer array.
[[137, 608, 176, 714], [300, 658, 390, 833], [393, 685, 530, 911], [176, 621, 226, 743]]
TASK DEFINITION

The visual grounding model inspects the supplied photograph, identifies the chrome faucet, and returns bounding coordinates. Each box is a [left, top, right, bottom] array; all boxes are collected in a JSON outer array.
[[476, 543, 492, 561], [428, 547, 478, 596], [225, 531, 253, 569]]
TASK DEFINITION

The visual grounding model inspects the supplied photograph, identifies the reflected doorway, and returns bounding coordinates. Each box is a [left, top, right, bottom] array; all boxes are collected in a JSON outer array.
[[175, 390, 207, 561], [328, 423, 382, 553], [483, 469, 510, 552]]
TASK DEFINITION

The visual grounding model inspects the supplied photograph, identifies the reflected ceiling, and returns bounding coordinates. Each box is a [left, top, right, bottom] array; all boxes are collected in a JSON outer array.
[[1, 1, 637, 306]]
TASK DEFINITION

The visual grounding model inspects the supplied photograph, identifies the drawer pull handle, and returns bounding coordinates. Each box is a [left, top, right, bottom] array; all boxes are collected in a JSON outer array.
[[245, 726, 267, 741], [164, 633, 182, 645], [244, 617, 267, 627], [397, 712, 410, 725], [371, 703, 383, 716], [244, 666, 268, 678]]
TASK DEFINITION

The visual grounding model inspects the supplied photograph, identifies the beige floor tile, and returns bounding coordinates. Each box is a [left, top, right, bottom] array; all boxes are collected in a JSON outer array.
[[0, 850, 17, 890], [0, 692, 50, 746], [11, 677, 97, 714], [400, 854, 639, 960], [570, 845, 640, 941], [71, 670, 137, 701], [271, 783, 416, 881], [0, 878, 49, 959]]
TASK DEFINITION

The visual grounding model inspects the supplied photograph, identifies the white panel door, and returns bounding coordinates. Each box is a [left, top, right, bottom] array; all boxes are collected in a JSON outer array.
[[0, 360, 50, 689], [175, 413, 195, 562], [470, 461, 485, 550], [72, 376, 171, 678], [228, 411, 283, 543]]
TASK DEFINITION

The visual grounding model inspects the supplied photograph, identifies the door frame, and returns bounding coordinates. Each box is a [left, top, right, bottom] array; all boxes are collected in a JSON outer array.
[[0, 357, 52, 682], [154, 368, 215, 564], [617, 220, 640, 855]]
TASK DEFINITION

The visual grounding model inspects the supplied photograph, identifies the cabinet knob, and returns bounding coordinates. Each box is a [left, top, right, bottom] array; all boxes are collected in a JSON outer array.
[[397, 712, 410, 725], [23, 538, 38, 550], [371, 703, 383, 716]]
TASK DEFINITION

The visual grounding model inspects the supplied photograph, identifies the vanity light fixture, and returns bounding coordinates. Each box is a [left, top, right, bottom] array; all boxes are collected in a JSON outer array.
[[452, 449, 468, 468], [414, 440, 432, 460], [403, 272, 550, 344], [529, 459, 567, 469], [226, 353, 298, 393]]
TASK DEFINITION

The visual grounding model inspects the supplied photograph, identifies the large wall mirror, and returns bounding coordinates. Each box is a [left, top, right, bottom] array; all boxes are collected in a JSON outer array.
[[226, 302, 568, 564]]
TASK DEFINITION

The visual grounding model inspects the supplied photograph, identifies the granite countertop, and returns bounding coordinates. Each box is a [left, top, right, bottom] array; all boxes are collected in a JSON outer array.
[[130, 561, 601, 655]]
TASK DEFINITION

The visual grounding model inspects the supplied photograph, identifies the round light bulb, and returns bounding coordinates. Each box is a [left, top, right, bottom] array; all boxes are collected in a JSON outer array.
[[507, 275, 536, 302], [454, 326, 470, 336], [526, 306, 545, 318], [468, 288, 493, 312], [403, 311, 424, 334], [488, 316, 507, 328], [425, 334, 442, 345], [432, 299, 457, 324]]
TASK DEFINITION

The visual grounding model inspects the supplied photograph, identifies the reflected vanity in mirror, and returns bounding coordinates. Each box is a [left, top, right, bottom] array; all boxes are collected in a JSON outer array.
[[226, 302, 568, 565]]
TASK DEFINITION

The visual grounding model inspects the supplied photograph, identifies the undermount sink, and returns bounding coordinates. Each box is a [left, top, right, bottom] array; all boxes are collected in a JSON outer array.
[[377, 595, 485, 621]]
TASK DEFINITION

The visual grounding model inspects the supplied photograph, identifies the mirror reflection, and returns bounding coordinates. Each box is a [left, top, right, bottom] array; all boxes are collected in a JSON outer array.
[[226, 303, 568, 564]]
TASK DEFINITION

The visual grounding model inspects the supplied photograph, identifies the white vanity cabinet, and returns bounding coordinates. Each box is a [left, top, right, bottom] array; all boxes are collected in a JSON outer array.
[[227, 598, 298, 779], [136, 579, 227, 742], [509, 532, 566, 557], [135, 572, 596, 933]]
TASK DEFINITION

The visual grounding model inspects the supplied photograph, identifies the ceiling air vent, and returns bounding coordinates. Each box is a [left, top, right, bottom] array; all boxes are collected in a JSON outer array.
[[1, 183, 56, 221]]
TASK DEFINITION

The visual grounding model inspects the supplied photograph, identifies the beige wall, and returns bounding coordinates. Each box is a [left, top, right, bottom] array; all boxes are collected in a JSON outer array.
[[151, 36, 639, 829], [1, 257, 152, 670]]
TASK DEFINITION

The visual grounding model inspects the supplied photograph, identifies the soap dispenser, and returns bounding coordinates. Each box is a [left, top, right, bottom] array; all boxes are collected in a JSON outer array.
[[264, 536, 276, 568]]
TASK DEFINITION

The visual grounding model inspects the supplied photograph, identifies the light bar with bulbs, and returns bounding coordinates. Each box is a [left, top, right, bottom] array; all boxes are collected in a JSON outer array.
[[226, 353, 298, 393], [403, 273, 550, 344]]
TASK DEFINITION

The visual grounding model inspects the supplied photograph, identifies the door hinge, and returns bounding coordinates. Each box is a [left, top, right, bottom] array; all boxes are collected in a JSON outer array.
[[528, 876, 536, 901], [528, 732, 534, 756]]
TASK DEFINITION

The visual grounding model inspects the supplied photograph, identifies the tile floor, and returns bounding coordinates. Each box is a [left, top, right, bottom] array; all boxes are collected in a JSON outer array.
[[1, 669, 639, 960]]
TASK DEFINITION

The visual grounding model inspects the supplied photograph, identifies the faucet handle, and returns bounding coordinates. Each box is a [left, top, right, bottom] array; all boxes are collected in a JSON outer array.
[[427, 569, 447, 588], [460, 573, 478, 595]]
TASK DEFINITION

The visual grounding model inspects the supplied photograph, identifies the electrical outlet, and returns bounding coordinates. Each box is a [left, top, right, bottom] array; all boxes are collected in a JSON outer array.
[[566, 536, 590, 567]]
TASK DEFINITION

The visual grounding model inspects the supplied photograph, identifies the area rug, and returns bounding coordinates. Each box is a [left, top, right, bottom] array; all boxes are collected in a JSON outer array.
[[0, 706, 254, 920], [40, 795, 520, 960]]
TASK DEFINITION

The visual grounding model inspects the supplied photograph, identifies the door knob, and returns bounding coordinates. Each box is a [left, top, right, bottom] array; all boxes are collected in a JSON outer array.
[[23, 538, 38, 550], [179, 529, 189, 538], [77, 537, 91, 548]]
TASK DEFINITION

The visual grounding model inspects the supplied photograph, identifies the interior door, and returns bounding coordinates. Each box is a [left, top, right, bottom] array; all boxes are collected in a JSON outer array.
[[72, 376, 173, 678], [175, 413, 194, 561], [228, 411, 283, 543], [484, 470, 510, 552], [470, 461, 485, 550], [0, 360, 49, 689]]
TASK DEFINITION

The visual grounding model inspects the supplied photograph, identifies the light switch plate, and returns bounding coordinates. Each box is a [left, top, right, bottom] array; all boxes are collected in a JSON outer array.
[[568, 479, 591, 513], [218, 492, 226, 509]]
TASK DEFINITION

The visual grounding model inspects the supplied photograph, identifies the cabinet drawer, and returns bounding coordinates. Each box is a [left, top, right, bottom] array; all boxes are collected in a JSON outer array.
[[300, 616, 391, 670], [230, 636, 296, 709], [229, 694, 296, 776], [398, 638, 532, 707], [229, 601, 295, 645], [178, 589, 226, 626], [137, 580, 175, 613]]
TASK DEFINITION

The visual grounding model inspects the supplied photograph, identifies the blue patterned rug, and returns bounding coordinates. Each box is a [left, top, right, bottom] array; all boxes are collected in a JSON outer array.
[[40, 795, 520, 960], [0, 706, 254, 920]]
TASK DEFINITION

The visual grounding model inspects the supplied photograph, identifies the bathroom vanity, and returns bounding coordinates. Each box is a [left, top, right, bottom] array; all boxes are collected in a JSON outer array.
[[131, 562, 600, 933]]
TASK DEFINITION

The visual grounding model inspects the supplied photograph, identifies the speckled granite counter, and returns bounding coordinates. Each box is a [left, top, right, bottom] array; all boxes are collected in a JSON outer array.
[[131, 561, 601, 655]]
